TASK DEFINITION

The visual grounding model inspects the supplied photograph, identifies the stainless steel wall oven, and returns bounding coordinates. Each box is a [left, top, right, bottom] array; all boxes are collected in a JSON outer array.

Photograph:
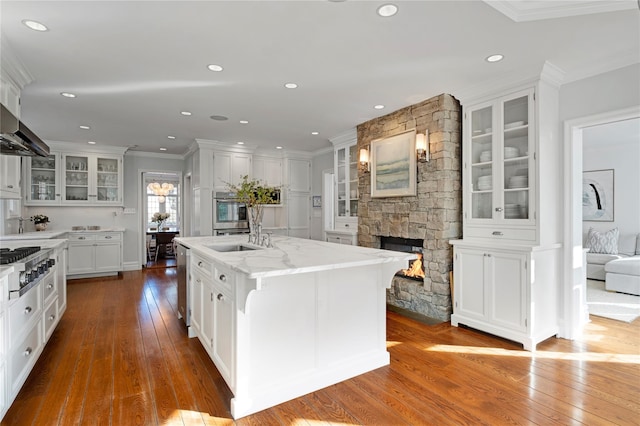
[[212, 191, 249, 233]]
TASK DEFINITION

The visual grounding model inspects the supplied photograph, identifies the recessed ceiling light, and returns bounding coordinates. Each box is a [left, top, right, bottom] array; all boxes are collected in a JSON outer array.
[[79, 125, 90, 130], [239, 120, 249, 124], [210, 115, 228, 121], [284, 83, 298, 89], [377, 4, 398, 17], [207, 64, 223, 72], [60, 92, 76, 98], [311, 131, 319, 135], [167, 135, 176, 139], [159, 147, 167, 151], [237, 141, 245, 145], [180, 111, 192, 116], [486, 54, 504, 63], [374, 104, 385, 110], [276, 146, 283, 150], [87, 141, 96, 145], [22, 19, 48, 32]]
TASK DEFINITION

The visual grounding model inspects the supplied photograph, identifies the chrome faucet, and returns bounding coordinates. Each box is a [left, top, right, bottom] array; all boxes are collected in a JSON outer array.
[[17, 217, 25, 234]]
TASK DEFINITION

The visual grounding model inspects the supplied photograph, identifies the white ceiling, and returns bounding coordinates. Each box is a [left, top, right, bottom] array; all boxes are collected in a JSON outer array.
[[1, 1, 638, 156]]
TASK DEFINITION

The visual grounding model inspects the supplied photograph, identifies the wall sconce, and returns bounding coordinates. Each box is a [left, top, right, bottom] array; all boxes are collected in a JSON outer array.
[[148, 182, 174, 203], [416, 131, 429, 162], [359, 148, 370, 172]]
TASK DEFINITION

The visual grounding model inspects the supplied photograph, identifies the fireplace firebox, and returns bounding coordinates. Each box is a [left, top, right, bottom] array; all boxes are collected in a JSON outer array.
[[380, 237, 425, 282]]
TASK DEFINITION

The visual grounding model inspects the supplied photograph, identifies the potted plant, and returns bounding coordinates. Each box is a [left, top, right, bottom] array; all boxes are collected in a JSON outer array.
[[31, 214, 50, 231], [225, 175, 280, 235]]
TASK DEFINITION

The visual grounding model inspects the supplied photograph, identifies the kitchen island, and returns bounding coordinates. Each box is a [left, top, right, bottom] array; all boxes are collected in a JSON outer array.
[[174, 234, 415, 419]]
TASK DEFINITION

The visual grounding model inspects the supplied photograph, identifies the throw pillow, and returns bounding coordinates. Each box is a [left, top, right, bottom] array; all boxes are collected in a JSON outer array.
[[587, 227, 619, 255]]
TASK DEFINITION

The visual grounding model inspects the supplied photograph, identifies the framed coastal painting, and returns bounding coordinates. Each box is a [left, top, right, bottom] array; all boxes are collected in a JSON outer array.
[[370, 129, 416, 198], [583, 169, 614, 221]]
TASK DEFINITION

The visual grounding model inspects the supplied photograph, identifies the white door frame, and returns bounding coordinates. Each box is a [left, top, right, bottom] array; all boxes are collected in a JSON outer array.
[[139, 169, 182, 266], [561, 105, 640, 339]]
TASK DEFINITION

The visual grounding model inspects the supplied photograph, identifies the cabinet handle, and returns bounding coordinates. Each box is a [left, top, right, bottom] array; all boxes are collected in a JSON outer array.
[[492, 231, 503, 236], [105, 236, 112, 239], [198, 261, 203, 267], [196, 278, 201, 284], [219, 274, 226, 282], [495, 207, 504, 212], [217, 293, 224, 301], [23, 347, 33, 357], [47, 283, 53, 289], [24, 306, 33, 314], [344, 224, 349, 228], [7, 185, 13, 188], [78, 236, 86, 240], [49, 314, 56, 321]]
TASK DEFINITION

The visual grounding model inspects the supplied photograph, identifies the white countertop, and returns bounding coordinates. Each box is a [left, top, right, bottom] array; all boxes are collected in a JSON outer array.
[[0, 239, 67, 250], [175, 235, 416, 279], [0, 227, 125, 241]]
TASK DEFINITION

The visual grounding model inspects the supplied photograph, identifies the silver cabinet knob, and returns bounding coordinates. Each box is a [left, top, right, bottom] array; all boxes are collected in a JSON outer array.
[[24, 347, 33, 357], [217, 293, 224, 301], [219, 274, 226, 282], [495, 207, 504, 212], [492, 231, 503, 236], [49, 314, 56, 321], [24, 306, 33, 314]]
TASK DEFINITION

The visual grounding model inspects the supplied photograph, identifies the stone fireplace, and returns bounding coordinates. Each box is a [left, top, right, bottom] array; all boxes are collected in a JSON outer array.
[[357, 94, 462, 322]]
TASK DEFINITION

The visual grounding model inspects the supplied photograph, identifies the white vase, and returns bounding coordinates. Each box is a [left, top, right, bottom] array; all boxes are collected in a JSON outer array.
[[35, 223, 47, 231]]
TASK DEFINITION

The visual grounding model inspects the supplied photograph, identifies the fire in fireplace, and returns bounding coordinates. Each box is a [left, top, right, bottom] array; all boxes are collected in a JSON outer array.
[[379, 237, 425, 282]]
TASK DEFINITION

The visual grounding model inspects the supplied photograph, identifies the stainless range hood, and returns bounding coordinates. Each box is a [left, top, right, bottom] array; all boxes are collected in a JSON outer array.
[[0, 104, 50, 157]]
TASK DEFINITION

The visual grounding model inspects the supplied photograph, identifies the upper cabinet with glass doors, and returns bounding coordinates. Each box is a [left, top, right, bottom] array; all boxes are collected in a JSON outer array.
[[25, 150, 123, 206], [464, 88, 536, 242], [334, 142, 358, 227]]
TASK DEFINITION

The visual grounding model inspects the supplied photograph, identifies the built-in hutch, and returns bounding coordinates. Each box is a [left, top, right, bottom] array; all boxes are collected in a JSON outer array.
[[328, 130, 358, 245], [23, 142, 126, 206], [450, 63, 564, 351]]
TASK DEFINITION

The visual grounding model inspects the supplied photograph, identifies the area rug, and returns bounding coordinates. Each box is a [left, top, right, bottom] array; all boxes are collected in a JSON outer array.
[[587, 279, 640, 323]]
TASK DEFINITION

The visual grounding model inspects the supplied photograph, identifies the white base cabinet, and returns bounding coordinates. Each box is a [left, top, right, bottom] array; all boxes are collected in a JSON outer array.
[[67, 232, 123, 278], [450, 241, 560, 350], [326, 230, 357, 245]]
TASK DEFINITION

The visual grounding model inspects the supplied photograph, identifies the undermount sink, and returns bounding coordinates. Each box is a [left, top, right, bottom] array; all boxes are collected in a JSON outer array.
[[205, 244, 262, 252]]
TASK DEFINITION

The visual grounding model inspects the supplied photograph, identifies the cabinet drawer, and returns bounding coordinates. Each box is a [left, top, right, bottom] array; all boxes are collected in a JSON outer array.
[[465, 226, 535, 242], [42, 274, 57, 306], [97, 232, 121, 242], [192, 253, 212, 277], [44, 298, 59, 340], [67, 233, 96, 242], [213, 263, 234, 293], [9, 286, 41, 344], [10, 322, 42, 395]]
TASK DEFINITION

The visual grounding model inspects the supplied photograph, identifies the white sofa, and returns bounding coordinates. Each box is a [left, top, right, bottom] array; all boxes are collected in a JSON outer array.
[[585, 229, 640, 295]]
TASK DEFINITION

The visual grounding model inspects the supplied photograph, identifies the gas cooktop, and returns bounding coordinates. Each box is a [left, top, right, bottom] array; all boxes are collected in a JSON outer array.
[[0, 246, 42, 265]]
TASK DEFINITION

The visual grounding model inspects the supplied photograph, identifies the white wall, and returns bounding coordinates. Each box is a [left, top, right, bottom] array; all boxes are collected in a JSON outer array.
[[310, 150, 333, 240], [582, 119, 640, 239]]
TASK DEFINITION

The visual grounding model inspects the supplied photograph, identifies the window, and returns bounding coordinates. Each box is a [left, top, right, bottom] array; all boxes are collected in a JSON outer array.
[[146, 181, 179, 228]]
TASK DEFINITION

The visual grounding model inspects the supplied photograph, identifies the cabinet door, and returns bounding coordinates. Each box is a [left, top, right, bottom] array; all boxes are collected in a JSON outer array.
[[26, 154, 60, 204], [213, 286, 234, 385], [0, 155, 20, 198], [468, 102, 494, 220], [190, 271, 204, 334], [94, 242, 121, 272], [232, 154, 252, 185], [95, 156, 121, 203], [201, 282, 215, 350], [454, 248, 487, 320], [288, 159, 310, 192], [67, 241, 95, 274], [488, 251, 527, 332], [62, 154, 90, 202], [288, 192, 310, 238]]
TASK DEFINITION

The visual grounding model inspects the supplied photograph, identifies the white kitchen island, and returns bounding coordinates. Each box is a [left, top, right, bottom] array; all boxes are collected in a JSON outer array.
[[174, 235, 415, 419]]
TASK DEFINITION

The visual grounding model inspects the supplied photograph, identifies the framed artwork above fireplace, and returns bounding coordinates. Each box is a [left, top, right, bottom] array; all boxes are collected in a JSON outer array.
[[370, 129, 417, 198]]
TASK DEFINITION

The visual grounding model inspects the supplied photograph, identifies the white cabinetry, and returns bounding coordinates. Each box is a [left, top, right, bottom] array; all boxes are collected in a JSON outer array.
[[0, 76, 21, 119], [0, 274, 7, 419], [330, 131, 358, 238], [452, 67, 563, 350], [326, 230, 358, 245], [252, 156, 282, 187], [213, 151, 252, 190], [286, 158, 311, 238], [67, 232, 123, 278], [0, 155, 21, 199], [24, 148, 124, 206]]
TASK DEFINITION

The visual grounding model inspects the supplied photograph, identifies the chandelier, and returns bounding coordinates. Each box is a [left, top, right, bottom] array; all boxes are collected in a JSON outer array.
[[147, 182, 174, 203]]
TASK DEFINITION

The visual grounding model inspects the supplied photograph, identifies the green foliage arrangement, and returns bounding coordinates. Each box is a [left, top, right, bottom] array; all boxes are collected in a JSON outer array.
[[225, 175, 280, 228]]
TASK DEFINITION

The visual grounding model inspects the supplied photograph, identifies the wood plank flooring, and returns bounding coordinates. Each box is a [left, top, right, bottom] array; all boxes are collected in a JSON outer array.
[[3, 269, 639, 425]]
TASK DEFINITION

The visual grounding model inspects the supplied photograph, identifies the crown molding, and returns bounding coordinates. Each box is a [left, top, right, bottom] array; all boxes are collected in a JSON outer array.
[[329, 128, 357, 147], [126, 150, 183, 160], [46, 140, 128, 155]]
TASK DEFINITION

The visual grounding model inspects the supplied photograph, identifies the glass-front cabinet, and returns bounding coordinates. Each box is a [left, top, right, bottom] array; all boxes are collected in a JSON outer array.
[[334, 142, 358, 226], [25, 154, 60, 204], [467, 88, 534, 226], [25, 152, 122, 205]]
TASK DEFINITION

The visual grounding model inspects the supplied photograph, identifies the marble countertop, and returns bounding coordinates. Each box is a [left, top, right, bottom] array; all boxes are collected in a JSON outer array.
[[175, 235, 416, 279], [0, 238, 67, 250], [0, 227, 125, 241]]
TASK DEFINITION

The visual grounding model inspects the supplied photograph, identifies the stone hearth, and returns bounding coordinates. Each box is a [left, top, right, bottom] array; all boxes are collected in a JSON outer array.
[[357, 94, 462, 321]]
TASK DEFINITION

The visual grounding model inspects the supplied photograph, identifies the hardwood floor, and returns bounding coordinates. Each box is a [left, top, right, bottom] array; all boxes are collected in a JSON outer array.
[[3, 269, 639, 425]]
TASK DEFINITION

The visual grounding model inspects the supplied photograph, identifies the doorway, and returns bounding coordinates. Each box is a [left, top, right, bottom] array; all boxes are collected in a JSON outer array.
[[142, 170, 181, 269], [562, 105, 640, 339]]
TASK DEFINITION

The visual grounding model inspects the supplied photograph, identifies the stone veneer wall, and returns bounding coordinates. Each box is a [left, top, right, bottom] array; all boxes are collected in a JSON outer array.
[[357, 94, 462, 321]]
